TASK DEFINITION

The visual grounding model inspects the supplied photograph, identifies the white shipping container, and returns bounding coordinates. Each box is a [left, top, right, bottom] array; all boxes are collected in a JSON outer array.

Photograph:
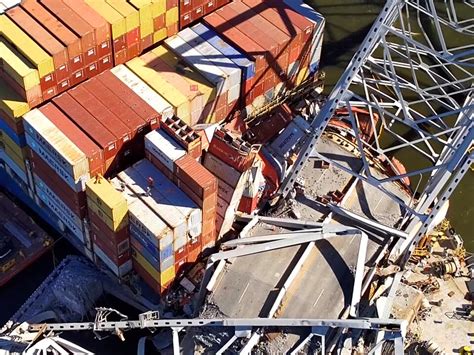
[[145, 130, 186, 172], [270, 116, 309, 158], [94, 244, 132, 277], [111, 65, 175, 121], [27, 135, 88, 192], [134, 159, 202, 238], [203, 152, 243, 188], [243, 160, 264, 198], [174, 233, 187, 252], [35, 188, 85, 242], [129, 200, 174, 249], [228, 83, 240, 104], [111, 177, 175, 249], [23, 109, 89, 180], [118, 167, 188, 242], [219, 170, 248, 236], [180, 28, 241, 90], [166, 35, 226, 94]]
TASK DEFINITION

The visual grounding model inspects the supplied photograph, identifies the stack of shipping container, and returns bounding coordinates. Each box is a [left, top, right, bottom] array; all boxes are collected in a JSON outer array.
[[179, 0, 230, 29], [86, 176, 131, 277], [0, 0, 325, 298]]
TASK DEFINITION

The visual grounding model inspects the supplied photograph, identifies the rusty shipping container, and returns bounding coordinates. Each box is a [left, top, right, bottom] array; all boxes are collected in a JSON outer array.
[[52, 93, 119, 165], [38, 103, 105, 177]]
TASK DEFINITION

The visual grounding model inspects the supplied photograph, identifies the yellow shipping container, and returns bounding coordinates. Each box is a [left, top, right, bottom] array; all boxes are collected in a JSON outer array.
[[0, 41, 40, 90], [165, 7, 178, 26], [88, 199, 129, 232], [128, 0, 154, 37], [106, 0, 140, 32], [0, 129, 26, 158], [153, 28, 167, 44], [150, 0, 165, 17], [86, 176, 128, 221], [85, 0, 126, 39], [126, 57, 190, 121], [132, 247, 175, 285], [0, 78, 30, 118], [153, 46, 216, 122], [0, 15, 54, 77], [0, 131, 26, 172]]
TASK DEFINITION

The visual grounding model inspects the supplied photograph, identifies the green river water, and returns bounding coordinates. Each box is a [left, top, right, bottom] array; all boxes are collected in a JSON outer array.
[[307, 0, 474, 249]]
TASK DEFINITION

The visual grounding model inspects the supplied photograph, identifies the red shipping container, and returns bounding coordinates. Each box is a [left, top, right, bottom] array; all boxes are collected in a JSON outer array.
[[201, 230, 216, 249], [175, 245, 187, 262], [141, 34, 153, 52], [62, 0, 112, 58], [6, 6, 70, 82], [39, 103, 105, 176], [52, 93, 119, 162], [113, 35, 126, 53], [235, 2, 291, 77], [208, 129, 259, 173], [167, 23, 178, 36], [215, 213, 224, 236], [42, 86, 57, 101], [245, 103, 293, 144], [69, 69, 85, 86], [215, 4, 274, 63], [40, 72, 57, 91], [97, 40, 112, 58], [154, 14, 165, 31], [85, 61, 99, 79], [187, 237, 201, 263], [28, 149, 87, 218], [89, 210, 129, 247], [82, 79, 147, 139], [180, 0, 192, 13], [40, 0, 98, 64], [238, 194, 258, 214], [167, 0, 178, 10], [203, 0, 216, 15], [174, 154, 217, 198], [174, 255, 187, 276], [2, 73, 43, 108], [193, 5, 204, 20], [180, 11, 193, 29], [126, 28, 140, 47], [21, 0, 84, 72], [96, 71, 160, 130], [57, 78, 71, 93], [202, 217, 216, 237], [93, 231, 131, 266], [215, 0, 229, 7], [98, 54, 113, 73], [127, 42, 141, 61], [67, 86, 131, 148], [114, 48, 128, 65]]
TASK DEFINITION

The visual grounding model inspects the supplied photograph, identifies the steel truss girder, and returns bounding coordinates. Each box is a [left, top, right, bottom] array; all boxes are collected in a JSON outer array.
[[279, 0, 473, 263], [29, 317, 406, 333]]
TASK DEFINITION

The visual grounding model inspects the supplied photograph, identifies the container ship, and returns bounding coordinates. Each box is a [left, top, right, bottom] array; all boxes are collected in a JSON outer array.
[[0, 0, 325, 299]]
